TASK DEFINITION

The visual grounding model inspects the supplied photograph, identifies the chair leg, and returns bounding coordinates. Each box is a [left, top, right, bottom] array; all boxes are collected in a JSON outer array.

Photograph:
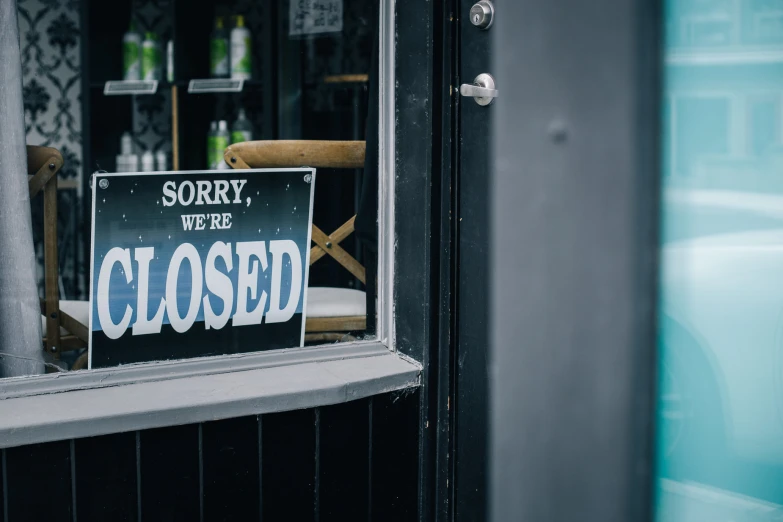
[[43, 176, 60, 358]]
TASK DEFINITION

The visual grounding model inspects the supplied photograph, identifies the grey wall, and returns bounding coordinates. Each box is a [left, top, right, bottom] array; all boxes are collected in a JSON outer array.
[[488, 0, 660, 521]]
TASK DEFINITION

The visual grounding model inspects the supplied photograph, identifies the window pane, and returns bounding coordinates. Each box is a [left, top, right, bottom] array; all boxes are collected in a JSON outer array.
[[10, 0, 383, 376], [656, 0, 783, 519]]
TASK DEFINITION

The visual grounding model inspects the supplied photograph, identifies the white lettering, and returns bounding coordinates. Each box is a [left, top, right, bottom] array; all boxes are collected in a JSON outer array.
[[161, 181, 177, 206], [181, 214, 197, 231], [178, 180, 195, 206], [165, 243, 203, 332], [195, 180, 214, 205], [266, 240, 302, 324], [97, 247, 133, 339], [229, 179, 247, 204], [132, 247, 165, 335], [232, 241, 268, 326], [203, 242, 234, 330], [213, 180, 230, 204]]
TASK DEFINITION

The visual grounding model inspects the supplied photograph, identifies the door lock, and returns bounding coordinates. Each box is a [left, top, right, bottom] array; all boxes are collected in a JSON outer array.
[[470, 1, 495, 29], [459, 73, 498, 106]]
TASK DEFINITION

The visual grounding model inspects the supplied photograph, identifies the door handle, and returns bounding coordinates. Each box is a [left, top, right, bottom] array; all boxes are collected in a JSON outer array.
[[459, 73, 498, 106]]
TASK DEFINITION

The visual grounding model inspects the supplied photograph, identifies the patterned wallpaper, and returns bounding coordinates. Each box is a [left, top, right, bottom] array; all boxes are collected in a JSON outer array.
[[17, 0, 84, 300], [132, 0, 172, 159]]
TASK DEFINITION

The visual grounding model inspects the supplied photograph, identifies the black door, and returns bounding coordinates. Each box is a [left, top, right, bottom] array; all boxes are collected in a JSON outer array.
[[454, 1, 495, 520]]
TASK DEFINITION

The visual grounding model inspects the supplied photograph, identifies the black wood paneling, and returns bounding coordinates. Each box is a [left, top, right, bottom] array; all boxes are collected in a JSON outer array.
[[140, 424, 200, 521], [262, 408, 316, 522], [5, 440, 72, 522], [201, 416, 260, 521], [75, 431, 138, 522], [371, 391, 419, 522], [0, 450, 4, 522], [319, 399, 370, 522]]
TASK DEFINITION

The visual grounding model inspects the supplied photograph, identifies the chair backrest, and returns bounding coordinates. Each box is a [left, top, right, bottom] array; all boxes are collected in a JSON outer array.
[[225, 140, 367, 284], [27, 145, 63, 357]]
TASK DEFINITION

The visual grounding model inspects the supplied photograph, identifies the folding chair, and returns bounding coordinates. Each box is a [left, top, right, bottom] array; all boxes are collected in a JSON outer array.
[[224, 140, 368, 342], [27, 146, 89, 367]]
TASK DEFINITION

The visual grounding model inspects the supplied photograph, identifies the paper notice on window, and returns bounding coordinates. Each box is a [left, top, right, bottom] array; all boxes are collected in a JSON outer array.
[[289, 0, 343, 36]]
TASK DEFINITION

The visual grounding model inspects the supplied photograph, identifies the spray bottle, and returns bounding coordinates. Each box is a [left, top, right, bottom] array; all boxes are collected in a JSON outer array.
[[231, 108, 253, 143], [210, 17, 229, 78], [214, 120, 231, 169], [123, 21, 142, 81], [230, 15, 252, 80], [141, 32, 161, 81]]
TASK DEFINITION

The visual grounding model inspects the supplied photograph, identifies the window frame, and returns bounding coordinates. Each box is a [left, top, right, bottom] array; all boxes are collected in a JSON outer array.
[[0, 0, 422, 448]]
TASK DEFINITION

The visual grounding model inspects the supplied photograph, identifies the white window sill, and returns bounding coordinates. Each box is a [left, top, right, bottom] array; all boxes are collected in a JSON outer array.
[[0, 343, 420, 448]]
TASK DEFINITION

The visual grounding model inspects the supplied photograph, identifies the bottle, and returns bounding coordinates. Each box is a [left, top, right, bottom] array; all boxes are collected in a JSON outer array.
[[166, 40, 174, 83], [210, 17, 229, 78], [123, 22, 142, 81], [230, 15, 252, 80], [121, 132, 133, 155], [231, 108, 253, 143], [207, 121, 217, 169], [214, 120, 231, 169], [141, 32, 161, 81], [141, 150, 155, 172], [117, 132, 136, 172], [156, 150, 167, 171]]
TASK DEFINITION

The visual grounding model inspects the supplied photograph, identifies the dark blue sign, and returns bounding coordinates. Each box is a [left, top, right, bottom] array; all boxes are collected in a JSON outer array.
[[89, 169, 315, 368]]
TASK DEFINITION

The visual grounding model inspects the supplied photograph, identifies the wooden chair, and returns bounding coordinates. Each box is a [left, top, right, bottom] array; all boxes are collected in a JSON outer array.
[[224, 140, 368, 342], [27, 146, 89, 367]]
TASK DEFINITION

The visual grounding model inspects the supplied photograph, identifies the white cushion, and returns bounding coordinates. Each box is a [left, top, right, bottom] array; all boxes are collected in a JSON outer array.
[[41, 291, 366, 334], [41, 299, 89, 337], [306, 287, 366, 318]]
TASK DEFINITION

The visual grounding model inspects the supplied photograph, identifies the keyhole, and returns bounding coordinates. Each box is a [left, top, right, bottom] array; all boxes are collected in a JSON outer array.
[[474, 13, 480, 23]]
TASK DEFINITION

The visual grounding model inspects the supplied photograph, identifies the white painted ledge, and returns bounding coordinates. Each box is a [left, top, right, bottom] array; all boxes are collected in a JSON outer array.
[[0, 345, 420, 448]]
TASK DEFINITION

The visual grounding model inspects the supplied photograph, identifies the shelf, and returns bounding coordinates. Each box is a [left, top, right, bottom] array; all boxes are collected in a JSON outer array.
[[103, 80, 159, 95], [91, 80, 187, 90], [187, 78, 246, 93]]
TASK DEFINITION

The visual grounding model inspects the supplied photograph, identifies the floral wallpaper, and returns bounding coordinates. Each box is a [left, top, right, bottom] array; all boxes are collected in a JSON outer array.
[[17, 0, 85, 300]]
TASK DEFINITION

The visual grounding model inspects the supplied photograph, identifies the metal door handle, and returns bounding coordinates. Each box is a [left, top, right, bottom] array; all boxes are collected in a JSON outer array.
[[459, 73, 497, 106]]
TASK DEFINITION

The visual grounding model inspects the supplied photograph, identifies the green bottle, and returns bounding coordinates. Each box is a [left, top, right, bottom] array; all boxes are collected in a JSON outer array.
[[141, 32, 160, 81], [231, 109, 253, 144], [123, 21, 141, 81], [210, 17, 229, 78], [214, 120, 230, 168]]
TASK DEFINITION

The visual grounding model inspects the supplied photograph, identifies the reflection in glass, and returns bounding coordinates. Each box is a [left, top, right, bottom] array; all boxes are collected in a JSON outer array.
[[657, 0, 783, 520]]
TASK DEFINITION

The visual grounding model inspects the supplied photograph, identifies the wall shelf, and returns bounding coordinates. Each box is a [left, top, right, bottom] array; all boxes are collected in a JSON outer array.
[[187, 78, 245, 93], [103, 80, 159, 95]]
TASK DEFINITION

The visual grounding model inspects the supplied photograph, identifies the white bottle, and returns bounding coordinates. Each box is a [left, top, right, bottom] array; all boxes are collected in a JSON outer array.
[[123, 22, 142, 81], [230, 15, 252, 80], [117, 132, 135, 172], [121, 132, 134, 155], [141, 150, 155, 172], [214, 120, 231, 169], [156, 150, 167, 171], [231, 108, 253, 143]]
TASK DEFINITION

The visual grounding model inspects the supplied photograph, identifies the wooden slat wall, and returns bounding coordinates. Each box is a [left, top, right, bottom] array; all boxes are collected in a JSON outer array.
[[0, 393, 418, 522]]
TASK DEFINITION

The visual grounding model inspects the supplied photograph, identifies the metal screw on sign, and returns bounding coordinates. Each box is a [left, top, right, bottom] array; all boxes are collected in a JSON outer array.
[[304, 173, 312, 183], [99, 178, 109, 189]]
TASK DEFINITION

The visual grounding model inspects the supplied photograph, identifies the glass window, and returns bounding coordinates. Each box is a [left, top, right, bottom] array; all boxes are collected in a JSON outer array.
[[656, 0, 783, 519], [11, 0, 389, 378]]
